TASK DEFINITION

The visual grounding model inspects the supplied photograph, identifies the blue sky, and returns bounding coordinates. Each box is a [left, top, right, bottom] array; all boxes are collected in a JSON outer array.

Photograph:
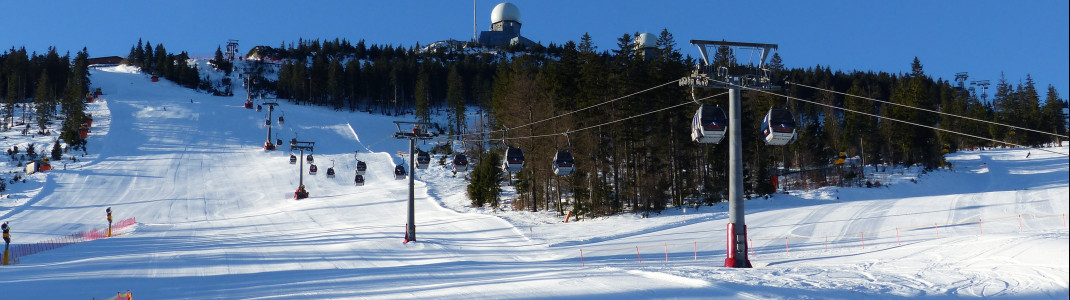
[[3, 0, 1067, 98]]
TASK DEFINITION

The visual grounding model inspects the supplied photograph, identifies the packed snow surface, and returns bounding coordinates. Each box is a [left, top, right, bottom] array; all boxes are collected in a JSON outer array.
[[0, 66, 1066, 299]]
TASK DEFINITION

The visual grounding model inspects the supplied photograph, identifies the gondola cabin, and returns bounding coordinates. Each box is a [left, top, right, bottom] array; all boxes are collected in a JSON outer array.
[[354, 174, 365, 186], [761, 108, 797, 146], [309, 164, 318, 175], [452, 154, 470, 172], [691, 105, 728, 144], [264, 141, 276, 151], [306, 154, 315, 164], [244, 100, 253, 109], [278, 116, 285, 124], [326, 167, 336, 178], [265, 119, 271, 126], [289, 154, 297, 164], [552, 150, 575, 176], [416, 151, 430, 169], [502, 147, 525, 173], [355, 160, 367, 175], [394, 165, 407, 180]]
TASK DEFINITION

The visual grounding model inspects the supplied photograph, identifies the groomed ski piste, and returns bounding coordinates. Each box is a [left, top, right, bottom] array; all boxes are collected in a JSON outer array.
[[0, 66, 1066, 299]]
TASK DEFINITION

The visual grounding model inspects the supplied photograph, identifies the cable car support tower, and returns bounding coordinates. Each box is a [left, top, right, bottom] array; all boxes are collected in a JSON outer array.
[[681, 39, 780, 268], [289, 139, 315, 199], [392, 121, 438, 242]]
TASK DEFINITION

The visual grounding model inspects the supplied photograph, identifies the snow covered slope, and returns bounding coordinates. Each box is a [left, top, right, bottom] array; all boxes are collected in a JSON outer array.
[[0, 66, 1066, 299]]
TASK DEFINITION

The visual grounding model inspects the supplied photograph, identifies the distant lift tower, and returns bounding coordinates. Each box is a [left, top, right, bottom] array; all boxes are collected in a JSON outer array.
[[290, 139, 315, 199], [681, 39, 780, 268], [392, 121, 437, 243], [263, 101, 279, 150], [226, 39, 239, 61], [954, 72, 969, 90], [970, 80, 990, 102]]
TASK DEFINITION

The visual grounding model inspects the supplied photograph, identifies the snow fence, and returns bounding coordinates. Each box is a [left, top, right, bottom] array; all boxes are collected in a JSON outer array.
[[4, 217, 136, 265]]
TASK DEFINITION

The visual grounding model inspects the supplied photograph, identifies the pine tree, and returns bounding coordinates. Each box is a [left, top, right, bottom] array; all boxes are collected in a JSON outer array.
[[34, 72, 52, 130], [1041, 85, 1068, 145], [467, 150, 503, 208], [446, 66, 465, 137]]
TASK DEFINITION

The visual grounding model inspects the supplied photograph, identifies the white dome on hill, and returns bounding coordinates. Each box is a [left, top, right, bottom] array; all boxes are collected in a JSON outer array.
[[636, 32, 656, 48], [491, 2, 521, 24]]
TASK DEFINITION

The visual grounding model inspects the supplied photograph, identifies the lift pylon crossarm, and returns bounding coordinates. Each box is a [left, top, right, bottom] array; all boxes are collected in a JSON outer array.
[[691, 40, 778, 69]]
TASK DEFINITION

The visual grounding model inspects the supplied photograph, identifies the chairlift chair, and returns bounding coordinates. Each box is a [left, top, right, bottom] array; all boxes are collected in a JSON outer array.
[[552, 150, 575, 176], [264, 141, 276, 151], [452, 154, 469, 172], [502, 146, 525, 173], [760, 108, 797, 146], [691, 104, 728, 144]]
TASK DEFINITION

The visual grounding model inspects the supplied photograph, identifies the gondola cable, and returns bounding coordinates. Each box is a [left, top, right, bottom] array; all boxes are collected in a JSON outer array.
[[717, 79, 1070, 156], [787, 81, 1069, 139]]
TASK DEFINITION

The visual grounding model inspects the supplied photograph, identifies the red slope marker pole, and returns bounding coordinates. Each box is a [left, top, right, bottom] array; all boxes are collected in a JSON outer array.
[[636, 246, 642, 264], [896, 228, 900, 246], [693, 242, 698, 261], [580, 249, 584, 267]]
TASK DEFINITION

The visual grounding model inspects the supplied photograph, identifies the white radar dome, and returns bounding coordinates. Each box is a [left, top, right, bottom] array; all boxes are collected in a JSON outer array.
[[636, 33, 657, 48], [491, 2, 521, 24]]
